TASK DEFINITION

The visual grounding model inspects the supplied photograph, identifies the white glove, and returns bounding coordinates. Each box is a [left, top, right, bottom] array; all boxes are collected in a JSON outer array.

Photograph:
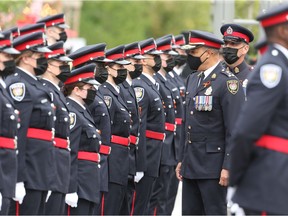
[[226, 186, 236, 208], [231, 203, 245, 216], [13, 182, 26, 204], [134, 172, 144, 183], [65, 192, 78, 208], [0, 192, 2, 211], [45, 190, 52, 203]]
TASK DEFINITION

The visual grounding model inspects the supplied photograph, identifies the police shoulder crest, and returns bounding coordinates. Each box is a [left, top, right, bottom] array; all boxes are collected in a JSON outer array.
[[260, 64, 282, 88], [227, 79, 239, 94], [221, 69, 235, 77], [69, 112, 76, 129], [9, 82, 25, 101], [103, 95, 112, 108], [134, 87, 144, 102]]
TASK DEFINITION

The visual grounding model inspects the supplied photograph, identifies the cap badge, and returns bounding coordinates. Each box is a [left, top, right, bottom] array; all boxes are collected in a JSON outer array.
[[227, 26, 233, 35]]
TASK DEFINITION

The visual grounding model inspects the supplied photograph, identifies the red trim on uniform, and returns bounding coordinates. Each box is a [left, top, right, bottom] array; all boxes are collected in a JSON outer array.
[[176, 39, 185, 46], [130, 135, 138, 145], [27, 128, 53, 141], [67, 205, 70, 216], [224, 31, 250, 43], [64, 72, 95, 85], [153, 207, 157, 216], [146, 130, 165, 141], [130, 190, 136, 216], [16, 201, 19, 216], [261, 211, 267, 216], [157, 44, 171, 52], [106, 53, 123, 60], [165, 122, 176, 132], [141, 44, 156, 54], [0, 137, 16, 149], [14, 39, 44, 51], [20, 28, 45, 36], [256, 135, 288, 154], [189, 38, 221, 49], [175, 118, 182, 125], [45, 18, 65, 27], [46, 48, 65, 58], [99, 144, 111, 155], [78, 151, 100, 163], [72, 51, 105, 67], [111, 135, 130, 147], [54, 137, 69, 149], [101, 193, 105, 216], [260, 12, 288, 27], [0, 39, 11, 47], [12, 31, 19, 38], [259, 46, 268, 55], [125, 48, 140, 57]]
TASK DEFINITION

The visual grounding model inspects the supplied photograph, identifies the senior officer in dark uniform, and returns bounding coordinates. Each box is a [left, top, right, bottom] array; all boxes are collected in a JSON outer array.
[[68, 43, 112, 215], [99, 45, 131, 215], [175, 30, 245, 215], [229, 4, 288, 215], [132, 38, 165, 215], [0, 31, 20, 215], [39, 41, 72, 215], [5, 32, 56, 215], [220, 24, 254, 92], [64, 63, 101, 215]]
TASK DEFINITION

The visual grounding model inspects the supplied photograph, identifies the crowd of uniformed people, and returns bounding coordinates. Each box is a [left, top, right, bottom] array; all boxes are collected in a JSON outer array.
[[0, 3, 287, 215]]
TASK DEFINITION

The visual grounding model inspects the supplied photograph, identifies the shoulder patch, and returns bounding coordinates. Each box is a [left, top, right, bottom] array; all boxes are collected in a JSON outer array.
[[69, 112, 76, 129], [103, 95, 112, 108], [227, 80, 239, 94], [260, 64, 282, 88], [134, 87, 144, 102], [9, 82, 25, 101]]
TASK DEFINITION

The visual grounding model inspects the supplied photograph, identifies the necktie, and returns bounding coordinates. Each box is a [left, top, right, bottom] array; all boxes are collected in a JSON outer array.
[[197, 72, 205, 87]]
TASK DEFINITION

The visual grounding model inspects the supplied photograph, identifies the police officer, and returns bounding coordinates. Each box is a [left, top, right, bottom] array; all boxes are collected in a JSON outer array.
[[40, 41, 72, 215], [220, 24, 254, 90], [119, 42, 145, 215], [254, 36, 268, 56], [6, 32, 56, 215], [37, 13, 69, 45], [99, 45, 131, 215], [175, 30, 245, 215], [19, 23, 46, 37], [229, 3, 288, 215], [64, 63, 101, 215], [0, 31, 20, 215], [132, 38, 165, 215]]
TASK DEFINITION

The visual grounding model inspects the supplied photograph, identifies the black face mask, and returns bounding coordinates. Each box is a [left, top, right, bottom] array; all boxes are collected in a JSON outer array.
[[174, 55, 187, 66], [129, 64, 143, 79], [113, 68, 127, 85], [152, 55, 162, 72], [1, 60, 16, 78], [95, 66, 108, 84], [83, 89, 96, 105], [187, 50, 208, 71], [222, 47, 240, 65], [56, 65, 71, 83], [34, 57, 48, 76], [163, 58, 175, 72], [57, 31, 67, 43]]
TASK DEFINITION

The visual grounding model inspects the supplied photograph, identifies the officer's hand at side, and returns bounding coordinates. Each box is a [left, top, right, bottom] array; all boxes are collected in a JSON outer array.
[[45, 190, 52, 203], [0, 192, 2, 211], [65, 192, 78, 208], [13, 182, 26, 204], [175, 162, 182, 181], [219, 169, 229, 186], [134, 172, 144, 183]]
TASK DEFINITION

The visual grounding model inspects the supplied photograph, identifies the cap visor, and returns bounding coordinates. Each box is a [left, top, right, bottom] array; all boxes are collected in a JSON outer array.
[[35, 46, 52, 53], [115, 59, 131, 65], [82, 78, 99, 85], [94, 57, 114, 63], [58, 23, 70, 29], [58, 55, 73, 62], [167, 50, 179, 56], [3, 47, 20, 54], [132, 54, 147, 59], [148, 50, 163, 55]]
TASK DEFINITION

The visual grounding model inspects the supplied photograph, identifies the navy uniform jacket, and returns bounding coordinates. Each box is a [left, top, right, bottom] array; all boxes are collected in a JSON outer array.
[[88, 91, 111, 192], [133, 74, 165, 177], [5, 68, 56, 190], [154, 73, 176, 166], [66, 98, 101, 204], [40, 79, 71, 194], [119, 80, 140, 176], [0, 82, 18, 198], [230, 45, 288, 214], [168, 70, 186, 102], [99, 82, 131, 186], [180, 63, 245, 179]]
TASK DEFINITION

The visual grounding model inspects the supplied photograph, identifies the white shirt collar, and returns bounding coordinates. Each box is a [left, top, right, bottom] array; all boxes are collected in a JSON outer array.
[[173, 64, 186, 75], [106, 80, 120, 93], [126, 78, 132, 86], [274, 44, 288, 60], [42, 78, 60, 91], [158, 72, 167, 81], [68, 96, 86, 110], [203, 61, 220, 79], [17, 66, 37, 80], [142, 72, 156, 85], [0, 77, 6, 88]]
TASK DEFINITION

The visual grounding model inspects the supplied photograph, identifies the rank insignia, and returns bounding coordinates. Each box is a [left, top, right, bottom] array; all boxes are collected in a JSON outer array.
[[211, 73, 217, 79], [204, 86, 212, 95], [134, 87, 144, 102], [260, 64, 282, 88], [103, 95, 112, 108], [9, 82, 25, 101], [227, 80, 239, 94], [69, 112, 76, 129]]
